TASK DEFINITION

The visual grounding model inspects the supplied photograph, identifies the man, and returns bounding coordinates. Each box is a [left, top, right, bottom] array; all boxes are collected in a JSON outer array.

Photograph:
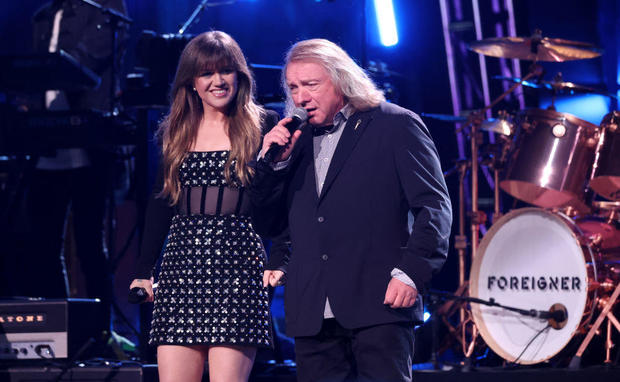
[[251, 39, 452, 382]]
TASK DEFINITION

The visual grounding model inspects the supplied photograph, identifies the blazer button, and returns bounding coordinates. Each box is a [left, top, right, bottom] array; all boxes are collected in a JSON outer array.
[[317, 216, 325, 223], [321, 254, 328, 261]]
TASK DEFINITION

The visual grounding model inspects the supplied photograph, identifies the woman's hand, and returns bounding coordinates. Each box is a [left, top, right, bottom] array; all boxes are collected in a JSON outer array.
[[263, 270, 286, 288], [129, 277, 155, 302]]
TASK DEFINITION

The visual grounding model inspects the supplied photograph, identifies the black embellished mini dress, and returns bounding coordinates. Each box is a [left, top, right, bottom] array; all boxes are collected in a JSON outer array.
[[136, 150, 272, 348]]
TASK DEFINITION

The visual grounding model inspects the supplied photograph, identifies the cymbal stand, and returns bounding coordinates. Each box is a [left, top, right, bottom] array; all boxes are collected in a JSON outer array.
[[480, 64, 543, 115], [455, 160, 468, 296], [469, 63, 543, 257], [569, 281, 620, 368], [546, 72, 565, 111]]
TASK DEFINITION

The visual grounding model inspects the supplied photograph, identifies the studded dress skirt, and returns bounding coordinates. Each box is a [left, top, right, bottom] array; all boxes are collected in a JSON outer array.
[[149, 151, 272, 348]]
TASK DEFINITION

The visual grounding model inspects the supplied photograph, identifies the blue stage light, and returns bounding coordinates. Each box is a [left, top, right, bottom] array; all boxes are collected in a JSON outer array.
[[540, 94, 610, 125], [373, 0, 398, 47]]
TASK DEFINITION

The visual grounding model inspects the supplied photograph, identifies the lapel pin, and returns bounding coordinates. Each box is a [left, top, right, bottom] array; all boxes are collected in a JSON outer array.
[[354, 119, 362, 130]]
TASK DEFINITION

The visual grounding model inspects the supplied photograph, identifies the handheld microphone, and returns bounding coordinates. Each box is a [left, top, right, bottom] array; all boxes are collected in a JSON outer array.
[[263, 107, 308, 163], [128, 287, 147, 304]]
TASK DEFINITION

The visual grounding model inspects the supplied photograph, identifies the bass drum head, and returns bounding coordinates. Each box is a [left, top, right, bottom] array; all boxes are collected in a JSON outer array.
[[470, 208, 592, 364]]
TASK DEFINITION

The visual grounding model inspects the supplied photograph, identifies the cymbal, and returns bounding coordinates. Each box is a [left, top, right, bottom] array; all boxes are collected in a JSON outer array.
[[494, 75, 618, 98], [469, 32, 602, 62], [422, 113, 514, 135]]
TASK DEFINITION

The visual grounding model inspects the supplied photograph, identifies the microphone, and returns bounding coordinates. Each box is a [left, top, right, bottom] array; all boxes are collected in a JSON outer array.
[[531, 303, 568, 329], [263, 107, 308, 163], [128, 287, 147, 304]]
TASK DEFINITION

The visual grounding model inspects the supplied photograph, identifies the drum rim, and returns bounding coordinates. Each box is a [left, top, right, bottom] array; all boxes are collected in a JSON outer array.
[[518, 108, 599, 131], [470, 207, 597, 364]]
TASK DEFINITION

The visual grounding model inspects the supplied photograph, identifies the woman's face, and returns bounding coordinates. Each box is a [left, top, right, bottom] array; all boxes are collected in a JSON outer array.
[[193, 67, 239, 113]]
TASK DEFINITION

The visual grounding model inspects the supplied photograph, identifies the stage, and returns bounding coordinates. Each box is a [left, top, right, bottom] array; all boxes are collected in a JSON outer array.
[[1, 363, 620, 382]]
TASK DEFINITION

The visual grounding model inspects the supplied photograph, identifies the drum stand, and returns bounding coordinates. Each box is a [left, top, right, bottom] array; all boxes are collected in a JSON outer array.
[[441, 64, 543, 363], [569, 281, 620, 368]]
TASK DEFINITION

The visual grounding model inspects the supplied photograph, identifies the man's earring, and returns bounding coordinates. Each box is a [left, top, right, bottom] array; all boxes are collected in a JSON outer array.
[[192, 87, 197, 92]]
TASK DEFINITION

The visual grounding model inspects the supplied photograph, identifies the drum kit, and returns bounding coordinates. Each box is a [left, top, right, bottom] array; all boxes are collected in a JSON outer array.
[[429, 30, 620, 366]]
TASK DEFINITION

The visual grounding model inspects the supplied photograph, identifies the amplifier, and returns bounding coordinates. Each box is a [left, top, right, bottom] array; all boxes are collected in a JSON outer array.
[[0, 299, 106, 360]]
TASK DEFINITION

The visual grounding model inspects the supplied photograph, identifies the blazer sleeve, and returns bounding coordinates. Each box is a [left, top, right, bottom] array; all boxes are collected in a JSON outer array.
[[134, 164, 174, 279], [392, 112, 452, 291], [250, 109, 293, 269]]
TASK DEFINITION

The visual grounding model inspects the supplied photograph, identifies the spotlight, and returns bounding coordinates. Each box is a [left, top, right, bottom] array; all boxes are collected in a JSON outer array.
[[374, 0, 399, 47]]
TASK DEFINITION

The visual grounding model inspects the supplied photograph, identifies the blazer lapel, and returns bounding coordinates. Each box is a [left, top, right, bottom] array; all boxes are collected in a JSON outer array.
[[318, 109, 375, 203]]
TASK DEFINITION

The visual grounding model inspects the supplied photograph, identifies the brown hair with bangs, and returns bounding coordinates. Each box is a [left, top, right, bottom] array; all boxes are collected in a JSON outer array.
[[157, 31, 264, 205]]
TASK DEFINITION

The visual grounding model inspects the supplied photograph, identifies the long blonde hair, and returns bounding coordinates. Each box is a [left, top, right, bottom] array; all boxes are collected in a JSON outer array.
[[281, 39, 385, 115], [158, 31, 264, 204]]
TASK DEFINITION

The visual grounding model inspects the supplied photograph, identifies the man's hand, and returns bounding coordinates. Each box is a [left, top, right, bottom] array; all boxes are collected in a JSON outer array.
[[260, 118, 303, 162], [384, 277, 417, 308], [263, 270, 286, 288], [129, 278, 155, 303]]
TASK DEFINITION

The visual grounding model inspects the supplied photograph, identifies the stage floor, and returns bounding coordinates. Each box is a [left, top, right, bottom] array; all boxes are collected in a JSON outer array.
[[1, 363, 620, 381]]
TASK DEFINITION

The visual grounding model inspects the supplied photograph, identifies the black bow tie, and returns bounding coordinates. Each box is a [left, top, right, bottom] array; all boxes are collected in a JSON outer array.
[[313, 125, 335, 136]]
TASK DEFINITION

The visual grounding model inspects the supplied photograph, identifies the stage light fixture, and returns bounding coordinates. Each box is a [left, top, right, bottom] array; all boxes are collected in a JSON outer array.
[[373, 0, 398, 47]]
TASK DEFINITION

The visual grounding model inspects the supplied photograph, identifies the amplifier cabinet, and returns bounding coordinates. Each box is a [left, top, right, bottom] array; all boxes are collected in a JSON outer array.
[[0, 299, 106, 360]]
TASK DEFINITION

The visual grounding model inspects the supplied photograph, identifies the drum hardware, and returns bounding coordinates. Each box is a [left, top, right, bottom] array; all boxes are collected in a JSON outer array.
[[481, 135, 513, 223], [441, 158, 476, 359], [427, 63, 544, 361], [469, 207, 620, 365], [591, 111, 620, 201], [433, 284, 481, 364], [468, 29, 602, 62], [591, 201, 620, 223], [500, 108, 600, 212], [430, 289, 571, 359], [494, 73, 619, 99], [432, 289, 570, 327], [435, 29, 616, 366], [480, 114, 514, 136], [569, 282, 620, 368], [590, 281, 617, 292], [470, 208, 600, 364], [420, 112, 468, 123]]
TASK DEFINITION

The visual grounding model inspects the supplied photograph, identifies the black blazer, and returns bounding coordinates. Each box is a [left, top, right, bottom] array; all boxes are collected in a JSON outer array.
[[251, 102, 452, 337]]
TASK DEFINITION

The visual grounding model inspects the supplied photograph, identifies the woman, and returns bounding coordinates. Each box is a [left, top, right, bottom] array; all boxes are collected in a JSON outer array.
[[129, 31, 279, 382]]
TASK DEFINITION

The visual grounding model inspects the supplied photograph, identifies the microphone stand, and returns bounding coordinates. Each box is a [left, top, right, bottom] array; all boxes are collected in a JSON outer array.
[[177, 1, 236, 35], [178, 0, 210, 35], [427, 289, 568, 367], [77, 0, 132, 113], [427, 289, 565, 322]]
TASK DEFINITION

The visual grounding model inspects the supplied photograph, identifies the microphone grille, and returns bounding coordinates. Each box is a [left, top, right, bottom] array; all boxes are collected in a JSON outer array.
[[291, 107, 308, 121]]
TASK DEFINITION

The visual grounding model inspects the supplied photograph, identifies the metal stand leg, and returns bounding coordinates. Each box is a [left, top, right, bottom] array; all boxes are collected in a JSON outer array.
[[569, 282, 620, 368]]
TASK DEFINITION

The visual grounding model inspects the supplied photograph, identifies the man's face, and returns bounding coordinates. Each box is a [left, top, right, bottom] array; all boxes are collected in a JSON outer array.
[[285, 61, 345, 127]]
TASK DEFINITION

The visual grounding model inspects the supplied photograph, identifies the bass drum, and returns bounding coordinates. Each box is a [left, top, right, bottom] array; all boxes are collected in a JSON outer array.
[[470, 208, 597, 365]]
